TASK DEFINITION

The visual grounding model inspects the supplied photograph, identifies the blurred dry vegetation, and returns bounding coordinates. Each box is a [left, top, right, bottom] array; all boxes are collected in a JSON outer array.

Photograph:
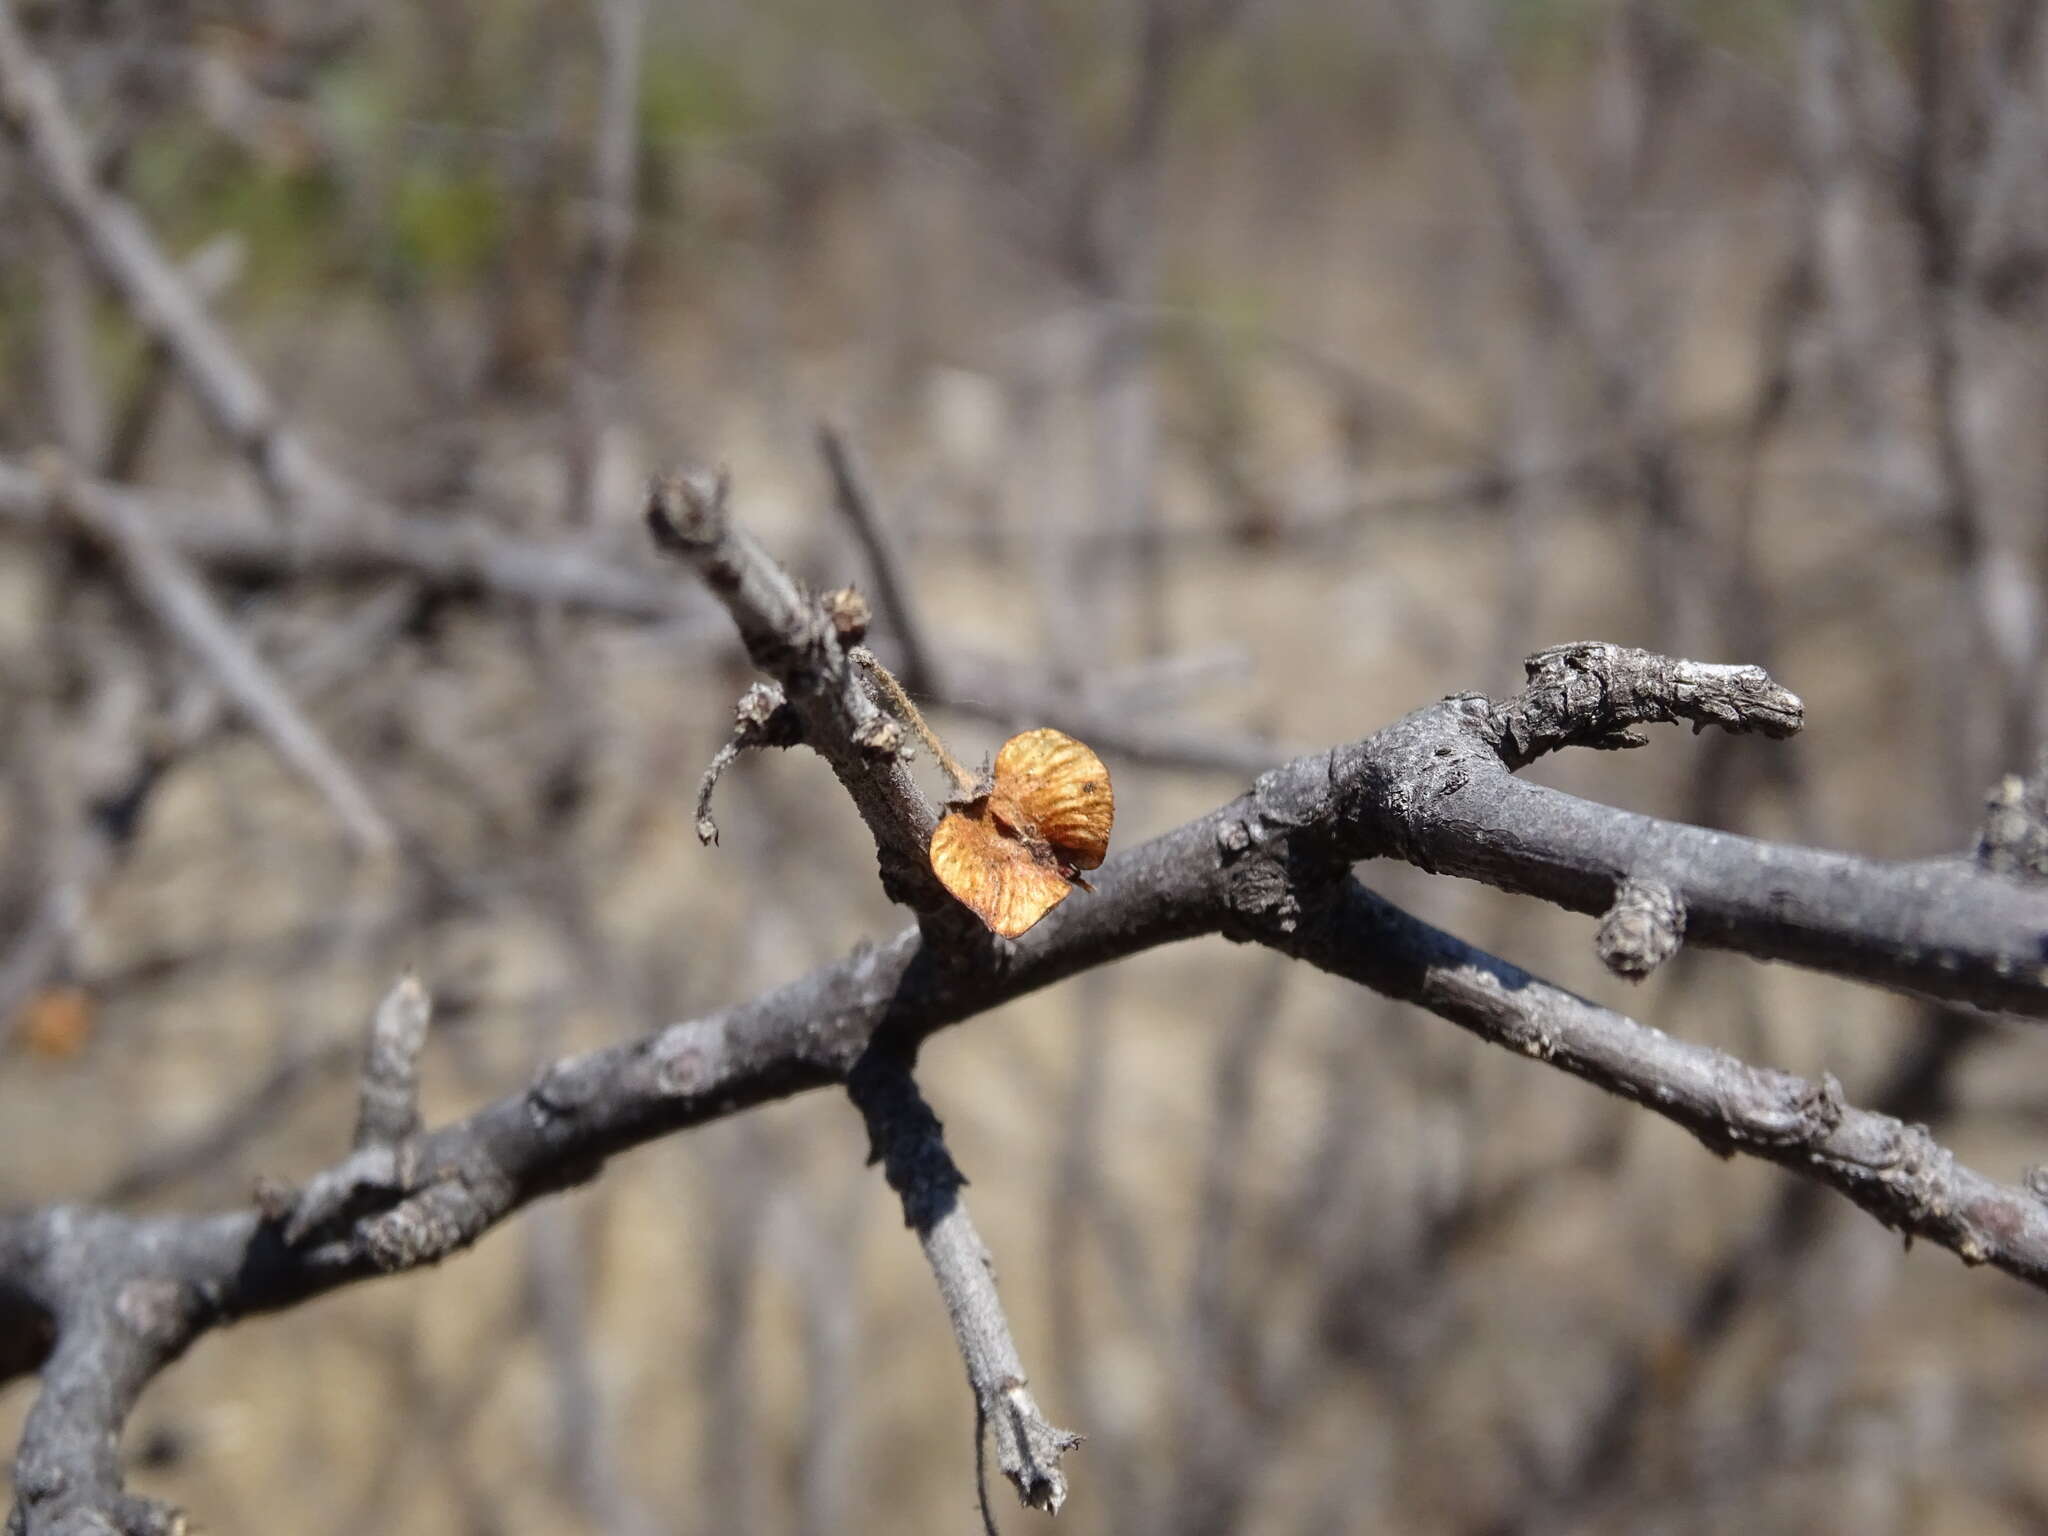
[[5, 0, 2048, 1531]]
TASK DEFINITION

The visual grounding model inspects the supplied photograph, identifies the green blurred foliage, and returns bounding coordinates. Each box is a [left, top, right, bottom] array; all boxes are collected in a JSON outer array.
[[1498, 0, 1798, 78], [124, 130, 340, 297], [390, 164, 505, 286], [639, 43, 764, 150]]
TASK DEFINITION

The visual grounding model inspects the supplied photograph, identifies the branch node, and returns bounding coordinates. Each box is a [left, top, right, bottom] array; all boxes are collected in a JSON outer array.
[[358, 1175, 500, 1273], [1975, 759, 2048, 880], [1596, 876, 1687, 980]]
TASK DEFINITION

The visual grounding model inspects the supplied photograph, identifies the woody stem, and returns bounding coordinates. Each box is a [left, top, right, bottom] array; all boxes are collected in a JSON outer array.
[[853, 648, 977, 796]]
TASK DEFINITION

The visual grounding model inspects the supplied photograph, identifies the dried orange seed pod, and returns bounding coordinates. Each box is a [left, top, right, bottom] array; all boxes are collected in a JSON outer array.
[[929, 728, 1114, 938]]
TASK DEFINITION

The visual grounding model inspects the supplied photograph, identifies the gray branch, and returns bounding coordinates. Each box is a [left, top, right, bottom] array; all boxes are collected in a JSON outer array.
[[10, 487, 2048, 1530], [0, 5, 356, 523], [1274, 876, 2048, 1278], [1342, 644, 2048, 1016], [44, 464, 396, 853], [645, 471, 940, 903], [820, 425, 939, 699], [0, 459, 692, 624], [847, 1050, 1080, 1514]]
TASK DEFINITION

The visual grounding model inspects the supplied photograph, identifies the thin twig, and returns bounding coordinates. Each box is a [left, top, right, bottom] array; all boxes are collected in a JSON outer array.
[[820, 424, 939, 697], [0, 5, 356, 522], [0, 457, 693, 623], [50, 461, 396, 853], [847, 1046, 1081, 1514], [562, 0, 646, 526], [694, 681, 802, 846]]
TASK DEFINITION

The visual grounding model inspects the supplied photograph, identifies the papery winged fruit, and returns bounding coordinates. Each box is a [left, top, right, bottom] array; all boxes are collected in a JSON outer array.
[[929, 728, 1113, 938]]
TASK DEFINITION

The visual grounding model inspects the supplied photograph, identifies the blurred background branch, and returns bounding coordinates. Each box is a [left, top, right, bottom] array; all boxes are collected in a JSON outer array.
[[4, 1, 2048, 1532]]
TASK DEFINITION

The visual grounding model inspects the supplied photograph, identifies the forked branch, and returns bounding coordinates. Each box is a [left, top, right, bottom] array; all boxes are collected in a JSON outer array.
[[9, 469, 2048, 1532]]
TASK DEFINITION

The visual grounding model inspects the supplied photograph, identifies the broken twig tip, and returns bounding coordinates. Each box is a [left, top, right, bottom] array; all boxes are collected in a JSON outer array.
[[644, 466, 732, 553], [1596, 875, 1687, 980]]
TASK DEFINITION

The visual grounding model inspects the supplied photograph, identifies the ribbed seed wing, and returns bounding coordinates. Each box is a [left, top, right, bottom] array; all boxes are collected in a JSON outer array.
[[993, 728, 1114, 870], [930, 805, 1075, 938]]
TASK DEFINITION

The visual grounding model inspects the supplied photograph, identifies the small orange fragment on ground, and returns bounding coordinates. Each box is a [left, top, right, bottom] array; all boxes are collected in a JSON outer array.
[[16, 985, 93, 1060], [930, 728, 1114, 938]]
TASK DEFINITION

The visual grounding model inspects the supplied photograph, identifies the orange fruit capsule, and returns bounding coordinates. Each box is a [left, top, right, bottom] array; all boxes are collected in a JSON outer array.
[[929, 728, 1114, 938]]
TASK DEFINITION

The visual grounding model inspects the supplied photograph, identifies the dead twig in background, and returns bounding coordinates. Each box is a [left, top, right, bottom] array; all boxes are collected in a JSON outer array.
[[49, 461, 396, 853], [0, 5, 358, 523], [562, 0, 646, 527]]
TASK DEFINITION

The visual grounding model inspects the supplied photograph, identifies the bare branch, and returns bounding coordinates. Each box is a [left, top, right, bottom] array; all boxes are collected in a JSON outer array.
[[7, 735, 2047, 1524], [645, 470, 939, 899], [0, 5, 355, 522], [847, 1048, 1080, 1514], [0, 458, 692, 623], [1347, 647, 2038, 1015], [562, 0, 646, 526], [47, 461, 396, 853], [1277, 875, 2048, 1280], [9, 495, 2048, 1529], [820, 425, 939, 698]]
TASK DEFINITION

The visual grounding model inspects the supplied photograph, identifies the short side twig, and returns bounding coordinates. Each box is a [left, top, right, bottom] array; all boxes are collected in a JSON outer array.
[[48, 460, 396, 853], [354, 974, 433, 1152], [1488, 642, 1806, 770], [0, 7, 356, 522], [695, 681, 802, 845], [280, 975, 436, 1247]]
